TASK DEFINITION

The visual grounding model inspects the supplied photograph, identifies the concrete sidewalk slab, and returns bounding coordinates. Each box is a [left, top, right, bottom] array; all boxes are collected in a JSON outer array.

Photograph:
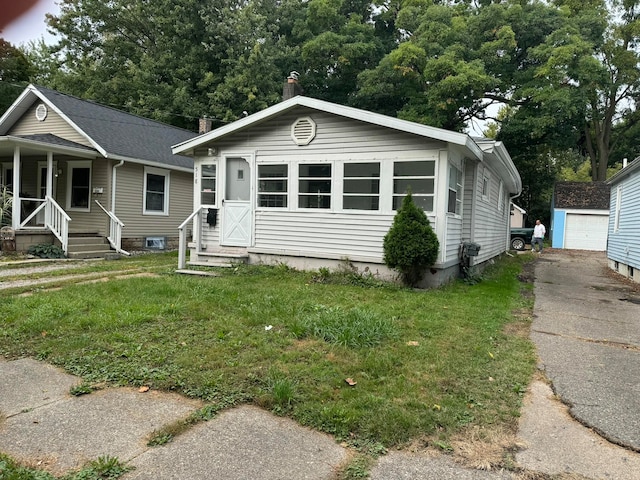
[[517, 381, 640, 480], [0, 358, 81, 417], [0, 386, 201, 475], [369, 452, 512, 480], [124, 405, 348, 480], [532, 331, 640, 450]]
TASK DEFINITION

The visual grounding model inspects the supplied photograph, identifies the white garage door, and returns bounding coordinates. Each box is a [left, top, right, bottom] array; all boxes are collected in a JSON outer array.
[[564, 214, 609, 251]]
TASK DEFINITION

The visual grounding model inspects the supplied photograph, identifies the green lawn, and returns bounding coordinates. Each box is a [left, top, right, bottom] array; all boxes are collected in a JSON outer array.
[[0, 252, 536, 464]]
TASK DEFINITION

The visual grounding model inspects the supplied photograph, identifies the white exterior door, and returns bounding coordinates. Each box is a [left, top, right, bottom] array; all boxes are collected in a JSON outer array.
[[221, 157, 251, 246], [564, 213, 609, 251]]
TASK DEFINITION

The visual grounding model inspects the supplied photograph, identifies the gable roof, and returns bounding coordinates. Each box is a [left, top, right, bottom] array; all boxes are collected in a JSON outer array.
[[553, 181, 610, 210], [607, 156, 640, 185], [0, 85, 196, 171], [172, 96, 522, 194]]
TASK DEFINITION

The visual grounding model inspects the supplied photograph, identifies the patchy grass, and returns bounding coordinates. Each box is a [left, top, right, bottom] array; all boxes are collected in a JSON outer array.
[[0, 253, 536, 457]]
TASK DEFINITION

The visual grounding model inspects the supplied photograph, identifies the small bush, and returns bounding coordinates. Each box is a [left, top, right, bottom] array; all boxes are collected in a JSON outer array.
[[383, 191, 439, 287], [28, 243, 66, 259]]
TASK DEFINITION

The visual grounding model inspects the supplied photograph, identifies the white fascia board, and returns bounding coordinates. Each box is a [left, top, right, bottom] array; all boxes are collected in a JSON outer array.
[[607, 156, 640, 185], [0, 135, 99, 158], [511, 203, 526, 214], [172, 96, 484, 159], [107, 153, 194, 173], [0, 85, 38, 135], [27, 85, 108, 157]]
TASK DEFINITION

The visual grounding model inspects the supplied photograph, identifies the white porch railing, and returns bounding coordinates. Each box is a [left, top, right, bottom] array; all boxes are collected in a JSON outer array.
[[178, 207, 204, 269], [95, 200, 130, 256], [16, 197, 71, 254], [45, 196, 71, 255]]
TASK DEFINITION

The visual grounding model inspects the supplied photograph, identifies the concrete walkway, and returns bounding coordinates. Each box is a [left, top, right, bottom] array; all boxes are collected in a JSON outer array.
[[1, 250, 640, 479]]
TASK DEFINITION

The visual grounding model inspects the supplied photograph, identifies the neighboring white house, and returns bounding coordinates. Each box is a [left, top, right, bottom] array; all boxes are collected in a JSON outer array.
[[172, 94, 521, 287], [510, 203, 526, 228], [606, 157, 640, 283], [551, 181, 610, 251], [0, 85, 197, 256]]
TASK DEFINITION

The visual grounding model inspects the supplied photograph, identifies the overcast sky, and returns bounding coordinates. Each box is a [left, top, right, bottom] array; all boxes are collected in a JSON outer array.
[[1, 0, 60, 46]]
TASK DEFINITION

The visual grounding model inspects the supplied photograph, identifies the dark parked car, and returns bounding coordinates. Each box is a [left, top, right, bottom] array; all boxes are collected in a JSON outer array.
[[510, 227, 534, 250]]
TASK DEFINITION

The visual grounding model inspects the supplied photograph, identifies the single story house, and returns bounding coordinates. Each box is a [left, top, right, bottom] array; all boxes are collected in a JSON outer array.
[[0, 85, 197, 256], [551, 181, 610, 251], [510, 203, 526, 228], [606, 157, 640, 283], [172, 92, 521, 287]]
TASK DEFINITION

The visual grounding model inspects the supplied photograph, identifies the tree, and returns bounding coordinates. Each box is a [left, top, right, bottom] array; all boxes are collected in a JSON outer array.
[[383, 191, 439, 287], [0, 39, 33, 115]]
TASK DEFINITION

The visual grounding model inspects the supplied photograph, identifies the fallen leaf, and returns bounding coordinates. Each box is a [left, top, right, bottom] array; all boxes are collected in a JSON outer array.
[[139, 386, 150, 393], [264, 325, 273, 331], [345, 378, 357, 386], [406, 341, 419, 346], [488, 376, 494, 382], [488, 351, 494, 358], [432, 404, 441, 411], [41, 331, 47, 337]]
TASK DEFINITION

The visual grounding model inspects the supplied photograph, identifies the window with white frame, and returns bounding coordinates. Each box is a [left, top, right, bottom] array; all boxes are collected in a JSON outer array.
[[144, 167, 170, 215], [258, 164, 288, 208], [447, 165, 462, 215], [298, 163, 331, 209], [200, 163, 217, 205], [481, 174, 490, 200], [614, 185, 622, 232], [393, 160, 435, 211], [343, 162, 380, 210], [67, 161, 91, 211]]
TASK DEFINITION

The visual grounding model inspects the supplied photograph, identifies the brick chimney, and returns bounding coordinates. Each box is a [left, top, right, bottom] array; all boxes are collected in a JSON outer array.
[[198, 117, 212, 135], [282, 71, 304, 100]]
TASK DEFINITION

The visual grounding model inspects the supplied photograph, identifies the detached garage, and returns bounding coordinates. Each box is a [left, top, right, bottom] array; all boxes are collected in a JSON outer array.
[[551, 182, 610, 251]]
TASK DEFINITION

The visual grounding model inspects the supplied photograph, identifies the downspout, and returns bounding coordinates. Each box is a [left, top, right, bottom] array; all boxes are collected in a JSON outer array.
[[111, 160, 124, 214]]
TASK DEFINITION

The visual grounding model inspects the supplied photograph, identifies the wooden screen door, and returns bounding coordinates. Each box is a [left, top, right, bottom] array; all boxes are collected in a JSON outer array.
[[221, 157, 251, 246]]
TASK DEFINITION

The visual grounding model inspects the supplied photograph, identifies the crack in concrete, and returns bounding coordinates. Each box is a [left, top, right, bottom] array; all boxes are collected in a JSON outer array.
[[532, 329, 640, 352]]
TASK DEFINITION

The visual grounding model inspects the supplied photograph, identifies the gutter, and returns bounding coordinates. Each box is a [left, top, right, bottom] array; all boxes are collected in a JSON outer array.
[[111, 160, 125, 214]]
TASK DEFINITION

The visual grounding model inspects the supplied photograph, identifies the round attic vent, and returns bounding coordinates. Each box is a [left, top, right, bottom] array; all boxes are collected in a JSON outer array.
[[291, 117, 316, 146], [35, 103, 48, 121]]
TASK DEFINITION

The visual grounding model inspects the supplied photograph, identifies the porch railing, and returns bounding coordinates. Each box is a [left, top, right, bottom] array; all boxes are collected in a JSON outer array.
[[178, 207, 204, 269], [95, 200, 130, 256], [45, 196, 71, 255]]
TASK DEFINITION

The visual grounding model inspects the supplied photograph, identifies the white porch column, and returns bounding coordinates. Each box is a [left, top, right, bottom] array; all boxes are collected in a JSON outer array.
[[12, 145, 20, 229]]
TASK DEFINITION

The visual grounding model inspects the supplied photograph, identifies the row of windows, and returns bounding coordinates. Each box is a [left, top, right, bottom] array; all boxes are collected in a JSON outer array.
[[200, 161, 463, 214]]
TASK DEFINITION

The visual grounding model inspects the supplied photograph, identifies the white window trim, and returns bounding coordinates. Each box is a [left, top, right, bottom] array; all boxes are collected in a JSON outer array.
[[392, 159, 436, 213], [342, 161, 381, 212], [199, 161, 218, 208], [481, 173, 490, 202], [143, 166, 170, 216], [257, 162, 290, 210], [498, 180, 504, 213], [447, 164, 462, 216], [66, 160, 92, 212], [296, 161, 333, 210], [614, 185, 622, 233]]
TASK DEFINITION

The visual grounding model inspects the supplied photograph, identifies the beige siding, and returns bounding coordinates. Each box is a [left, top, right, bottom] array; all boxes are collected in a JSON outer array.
[[64, 159, 110, 234], [8, 101, 93, 147], [114, 162, 193, 238]]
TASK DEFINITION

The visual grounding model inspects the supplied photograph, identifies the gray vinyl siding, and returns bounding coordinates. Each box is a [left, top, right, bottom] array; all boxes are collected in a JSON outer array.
[[252, 210, 436, 262], [213, 108, 446, 156], [471, 164, 510, 264], [462, 159, 477, 242], [444, 216, 463, 263], [608, 173, 640, 270], [114, 162, 193, 238], [8, 102, 93, 147]]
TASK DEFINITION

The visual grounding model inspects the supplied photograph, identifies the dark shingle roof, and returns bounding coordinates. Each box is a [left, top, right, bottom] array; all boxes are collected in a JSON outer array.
[[36, 86, 196, 170], [554, 181, 611, 210], [16, 134, 97, 152]]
